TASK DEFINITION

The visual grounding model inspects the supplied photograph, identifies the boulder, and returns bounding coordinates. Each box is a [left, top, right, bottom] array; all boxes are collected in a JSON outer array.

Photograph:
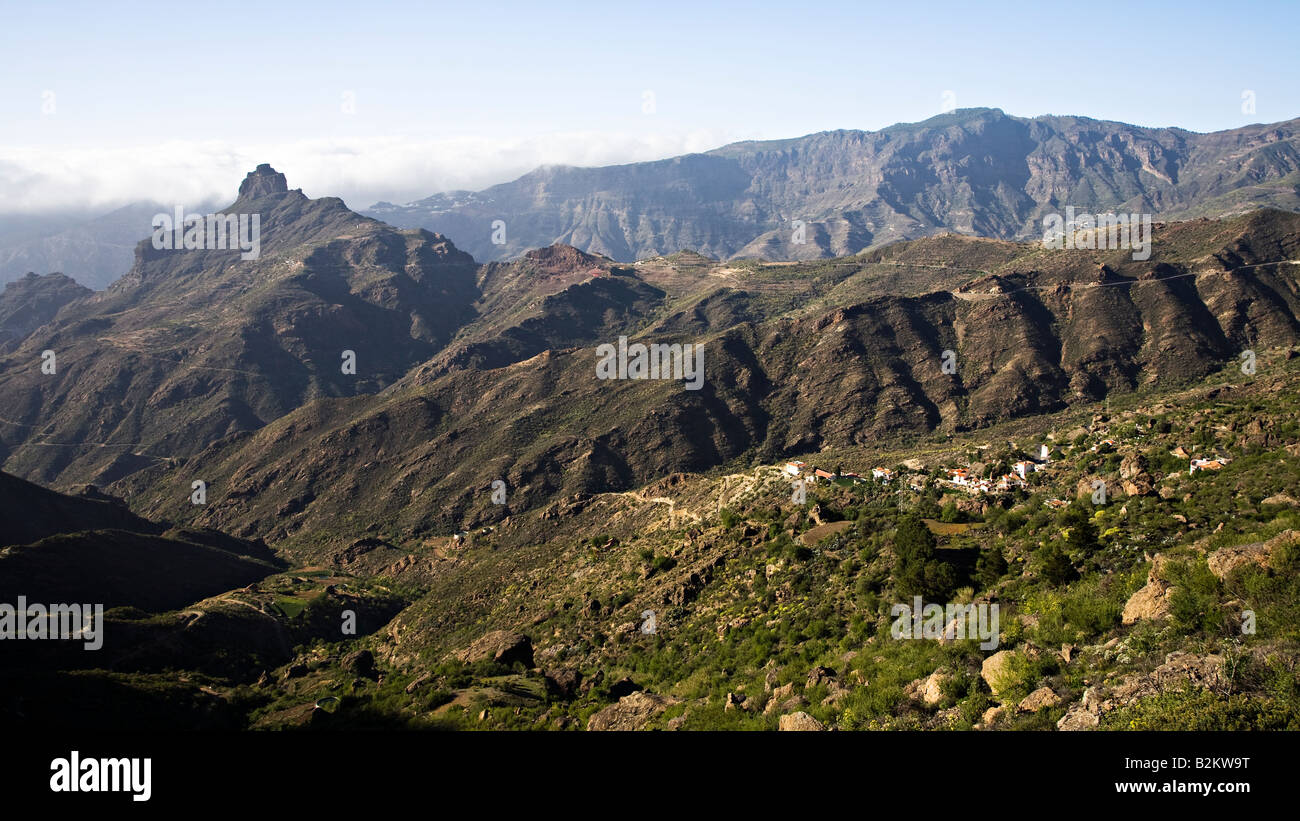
[[978, 705, 1006, 729], [905, 669, 951, 707], [806, 666, 836, 688], [343, 649, 378, 680], [586, 692, 678, 731], [1262, 493, 1299, 507], [980, 650, 1019, 697], [1119, 454, 1147, 481], [1017, 686, 1062, 712], [1057, 708, 1100, 731], [778, 712, 825, 731], [455, 630, 534, 668], [1121, 476, 1153, 497], [543, 669, 582, 700]]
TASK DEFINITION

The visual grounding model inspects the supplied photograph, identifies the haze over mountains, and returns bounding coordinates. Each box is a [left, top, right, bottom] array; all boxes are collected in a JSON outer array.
[[0, 200, 220, 290], [367, 108, 1300, 263]]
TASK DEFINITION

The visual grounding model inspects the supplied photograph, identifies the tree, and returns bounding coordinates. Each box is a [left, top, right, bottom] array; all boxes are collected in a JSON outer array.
[[1065, 513, 1099, 555], [976, 547, 1008, 589], [940, 500, 961, 523], [893, 514, 956, 599], [1038, 542, 1076, 585]]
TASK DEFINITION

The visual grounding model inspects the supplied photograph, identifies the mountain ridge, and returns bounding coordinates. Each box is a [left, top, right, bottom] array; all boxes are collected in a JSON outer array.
[[366, 108, 1300, 264]]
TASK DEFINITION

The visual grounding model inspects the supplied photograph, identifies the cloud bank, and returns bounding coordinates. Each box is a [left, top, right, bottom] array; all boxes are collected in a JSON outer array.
[[0, 130, 735, 215]]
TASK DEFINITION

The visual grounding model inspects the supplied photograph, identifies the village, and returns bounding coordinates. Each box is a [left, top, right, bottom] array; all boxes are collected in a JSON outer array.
[[779, 426, 1233, 511]]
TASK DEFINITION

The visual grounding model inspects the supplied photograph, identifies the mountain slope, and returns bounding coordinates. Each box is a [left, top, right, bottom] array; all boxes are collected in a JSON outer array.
[[119, 210, 1300, 562], [0, 470, 281, 612], [0, 165, 482, 487]]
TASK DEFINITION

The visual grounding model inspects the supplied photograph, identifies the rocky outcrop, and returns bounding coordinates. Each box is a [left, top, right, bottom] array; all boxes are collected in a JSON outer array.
[[1122, 554, 1175, 624], [1057, 651, 1226, 730], [1207, 531, 1294, 579], [237, 163, 290, 200], [904, 669, 951, 707]]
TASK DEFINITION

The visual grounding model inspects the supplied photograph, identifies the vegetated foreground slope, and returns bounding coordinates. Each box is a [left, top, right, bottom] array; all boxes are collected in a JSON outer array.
[[43, 349, 1300, 731]]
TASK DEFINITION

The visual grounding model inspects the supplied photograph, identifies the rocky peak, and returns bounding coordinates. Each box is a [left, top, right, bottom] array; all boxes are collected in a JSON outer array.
[[237, 164, 289, 201], [523, 244, 607, 276]]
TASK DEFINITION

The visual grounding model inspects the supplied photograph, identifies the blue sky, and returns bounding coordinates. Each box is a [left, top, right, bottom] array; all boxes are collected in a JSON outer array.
[[1, 0, 1296, 211]]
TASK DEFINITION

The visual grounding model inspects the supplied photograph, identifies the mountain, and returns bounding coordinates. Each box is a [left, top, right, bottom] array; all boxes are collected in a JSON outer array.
[[116, 209, 1300, 562], [0, 165, 480, 487], [0, 272, 91, 351], [365, 109, 1300, 263]]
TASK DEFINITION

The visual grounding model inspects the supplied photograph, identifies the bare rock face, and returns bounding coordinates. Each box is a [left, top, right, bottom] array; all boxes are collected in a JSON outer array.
[[454, 630, 534, 668], [1122, 554, 1174, 624], [778, 711, 826, 731], [586, 691, 678, 731], [237, 163, 290, 200]]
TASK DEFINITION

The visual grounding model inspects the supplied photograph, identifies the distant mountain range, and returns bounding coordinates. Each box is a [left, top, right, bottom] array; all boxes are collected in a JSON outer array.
[[366, 108, 1300, 263], [3, 110, 1297, 293]]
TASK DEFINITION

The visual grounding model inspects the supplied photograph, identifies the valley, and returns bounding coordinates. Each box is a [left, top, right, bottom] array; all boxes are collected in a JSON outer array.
[[3, 165, 1300, 733]]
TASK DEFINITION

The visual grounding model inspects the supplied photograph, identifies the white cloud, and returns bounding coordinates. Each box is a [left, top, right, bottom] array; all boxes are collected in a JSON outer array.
[[0, 130, 735, 215]]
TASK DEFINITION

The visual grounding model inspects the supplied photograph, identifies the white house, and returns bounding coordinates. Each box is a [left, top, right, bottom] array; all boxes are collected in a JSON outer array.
[[872, 467, 895, 483], [1012, 460, 1042, 480], [784, 461, 806, 476]]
